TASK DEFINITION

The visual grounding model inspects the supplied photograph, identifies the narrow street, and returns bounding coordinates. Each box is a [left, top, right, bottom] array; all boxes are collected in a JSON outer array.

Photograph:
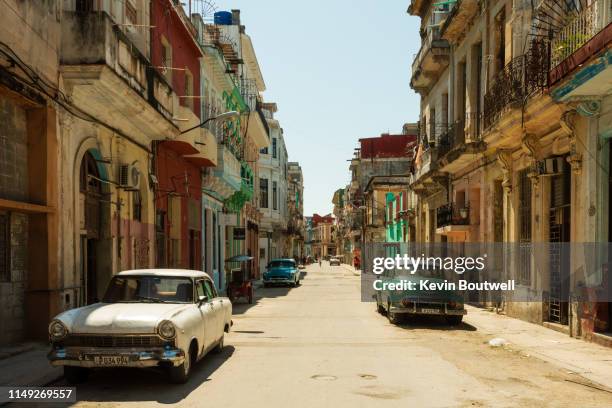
[[49, 263, 612, 408]]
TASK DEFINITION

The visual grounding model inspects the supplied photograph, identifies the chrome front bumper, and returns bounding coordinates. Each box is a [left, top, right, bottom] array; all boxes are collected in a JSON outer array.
[[389, 305, 467, 316], [263, 277, 294, 284], [48, 346, 186, 368]]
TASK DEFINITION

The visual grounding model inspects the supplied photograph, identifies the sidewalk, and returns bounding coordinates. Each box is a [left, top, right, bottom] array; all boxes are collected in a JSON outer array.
[[0, 342, 62, 387], [465, 306, 612, 390], [340, 263, 361, 276]]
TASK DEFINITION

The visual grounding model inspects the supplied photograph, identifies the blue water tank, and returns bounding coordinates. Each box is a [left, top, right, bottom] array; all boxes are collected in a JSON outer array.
[[214, 11, 233, 25]]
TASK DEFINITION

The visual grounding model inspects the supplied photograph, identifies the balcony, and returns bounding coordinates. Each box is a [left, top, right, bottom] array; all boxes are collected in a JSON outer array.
[[551, 0, 611, 68], [440, 0, 480, 44], [436, 113, 486, 173], [549, 0, 612, 99], [411, 26, 450, 94], [184, 127, 218, 167], [202, 144, 241, 200], [436, 204, 470, 236], [224, 163, 254, 213], [61, 11, 178, 145], [483, 41, 549, 130]]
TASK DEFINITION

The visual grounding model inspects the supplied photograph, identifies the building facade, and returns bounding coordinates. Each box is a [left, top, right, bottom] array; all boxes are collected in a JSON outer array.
[[258, 103, 289, 272], [0, 2, 290, 345], [408, 0, 612, 345], [287, 162, 305, 260]]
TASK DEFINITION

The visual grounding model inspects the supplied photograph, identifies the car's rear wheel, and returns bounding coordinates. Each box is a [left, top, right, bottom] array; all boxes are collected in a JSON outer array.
[[445, 315, 463, 325], [64, 366, 89, 384], [169, 343, 195, 384], [213, 334, 224, 354]]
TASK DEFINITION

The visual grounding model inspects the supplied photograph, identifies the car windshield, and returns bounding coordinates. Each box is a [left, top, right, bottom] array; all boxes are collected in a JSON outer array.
[[102, 276, 194, 304], [269, 260, 295, 268]]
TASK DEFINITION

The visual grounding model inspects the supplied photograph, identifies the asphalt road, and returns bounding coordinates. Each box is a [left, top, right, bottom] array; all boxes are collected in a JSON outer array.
[[44, 262, 612, 407]]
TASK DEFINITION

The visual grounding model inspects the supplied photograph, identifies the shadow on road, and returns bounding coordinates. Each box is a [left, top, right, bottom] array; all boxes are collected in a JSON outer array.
[[392, 315, 477, 331], [231, 285, 293, 315], [69, 346, 236, 404]]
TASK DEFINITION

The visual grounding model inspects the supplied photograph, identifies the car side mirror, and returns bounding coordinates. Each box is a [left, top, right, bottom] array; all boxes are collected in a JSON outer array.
[[198, 295, 208, 305]]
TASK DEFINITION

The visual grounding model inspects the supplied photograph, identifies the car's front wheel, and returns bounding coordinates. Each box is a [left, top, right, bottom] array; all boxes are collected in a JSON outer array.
[[376, 297, 385, 315], [169, 344, 194, 384], [387, 301, 401, 325], [64, 366, 89, 384]]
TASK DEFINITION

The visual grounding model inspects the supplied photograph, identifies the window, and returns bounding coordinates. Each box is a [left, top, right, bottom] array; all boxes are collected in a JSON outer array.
[[125, 1, 137, 25], [0, 213, 9, 282], [272, 181, 278, 210], [204, 279, 217, 299], [196, 280, 206, 300], [260, 146, 268, 154], [212, 212, 217, 270], [133, 190, 142, 222], [272, 138, 277, 159], [103, 276, 194, 303], [260, 178, 269, 208], [160, 36, 173, 83], [155, 210, 166, 267], [184, 68, 194, 111]]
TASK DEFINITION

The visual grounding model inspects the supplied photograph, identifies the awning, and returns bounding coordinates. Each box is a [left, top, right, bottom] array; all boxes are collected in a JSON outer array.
[[225, 255, 254, 263]]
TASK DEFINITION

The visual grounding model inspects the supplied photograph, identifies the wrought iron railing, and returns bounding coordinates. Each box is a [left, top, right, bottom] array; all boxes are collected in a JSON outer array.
[[483, 41, 549, 129], [436, 203, 470, 228], [551, 0, 611, 67], [412, 26, 447, 76], [436, 113, 483, 158]]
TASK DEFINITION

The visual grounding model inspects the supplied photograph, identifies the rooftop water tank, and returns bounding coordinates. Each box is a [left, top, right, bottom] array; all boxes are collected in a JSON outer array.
[[214, 11, 232, 25]]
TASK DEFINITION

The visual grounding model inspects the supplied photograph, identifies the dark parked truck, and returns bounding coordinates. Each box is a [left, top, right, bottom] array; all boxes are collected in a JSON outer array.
[[374, 272, 466, 325]]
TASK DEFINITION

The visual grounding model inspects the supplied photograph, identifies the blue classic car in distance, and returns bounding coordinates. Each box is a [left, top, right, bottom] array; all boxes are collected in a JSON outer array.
[[263, 259, 301, 287]]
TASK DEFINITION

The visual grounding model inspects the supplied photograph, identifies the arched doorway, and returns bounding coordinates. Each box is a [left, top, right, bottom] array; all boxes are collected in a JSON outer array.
[[80, 151, 102, 305]]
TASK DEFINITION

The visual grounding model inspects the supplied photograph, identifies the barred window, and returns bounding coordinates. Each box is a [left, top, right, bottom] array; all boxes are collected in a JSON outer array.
[[0, 213, 9, 282], [260, 178, 269, 208], [518, 169, 532, 284]]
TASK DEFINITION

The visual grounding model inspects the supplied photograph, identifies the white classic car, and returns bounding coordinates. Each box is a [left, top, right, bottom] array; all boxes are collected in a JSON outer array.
[[48, 269, 232, 384]]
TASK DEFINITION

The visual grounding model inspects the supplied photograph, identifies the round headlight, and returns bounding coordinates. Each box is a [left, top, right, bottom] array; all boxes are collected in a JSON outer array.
[[158, 320, 176, 340], [49, 320, 68, 341]]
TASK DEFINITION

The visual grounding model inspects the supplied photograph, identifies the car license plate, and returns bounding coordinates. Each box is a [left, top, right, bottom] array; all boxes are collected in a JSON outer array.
[[92, 355, 130, 366], [420, 308, 440, 314]]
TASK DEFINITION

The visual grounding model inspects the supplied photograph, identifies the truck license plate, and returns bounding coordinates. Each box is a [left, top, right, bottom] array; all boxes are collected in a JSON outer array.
[[93, 355, 130, 366], [420, 308, 439, 314]]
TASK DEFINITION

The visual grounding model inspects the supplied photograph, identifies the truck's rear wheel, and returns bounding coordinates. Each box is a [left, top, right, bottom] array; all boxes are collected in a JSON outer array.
[[445, 315, 463, 325]]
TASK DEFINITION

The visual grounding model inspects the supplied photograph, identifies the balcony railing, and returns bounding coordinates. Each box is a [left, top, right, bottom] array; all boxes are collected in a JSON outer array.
[[483, 41, 549, 129], [436, 204, 470, 228], [551, 0, 611, 67], [436, 113, 483, 158], [411, 26, 448, 78]]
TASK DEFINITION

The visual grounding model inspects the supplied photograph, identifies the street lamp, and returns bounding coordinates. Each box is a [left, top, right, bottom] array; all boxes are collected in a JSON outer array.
[[180, 111, 240, 135]]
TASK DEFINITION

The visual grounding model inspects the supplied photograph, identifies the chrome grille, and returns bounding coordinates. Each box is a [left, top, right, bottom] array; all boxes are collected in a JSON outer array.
[[63, 335, 165, 348]]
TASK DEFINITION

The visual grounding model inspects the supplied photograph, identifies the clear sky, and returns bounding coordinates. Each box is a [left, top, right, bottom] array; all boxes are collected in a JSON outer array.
[[214, 0, 422, 216]]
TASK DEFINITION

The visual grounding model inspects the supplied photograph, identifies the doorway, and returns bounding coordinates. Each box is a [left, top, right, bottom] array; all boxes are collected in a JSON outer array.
[[548, 158, 571, 325], [80, 152, 102, 305]]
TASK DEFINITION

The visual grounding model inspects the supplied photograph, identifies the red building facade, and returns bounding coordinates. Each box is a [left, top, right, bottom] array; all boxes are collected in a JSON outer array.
[[151, 0, 206, 269]]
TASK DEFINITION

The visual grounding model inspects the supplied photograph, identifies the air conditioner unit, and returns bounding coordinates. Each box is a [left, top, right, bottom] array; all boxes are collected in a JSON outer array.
[[537, 156, 566, 175], [119, 164, 141, 190]]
